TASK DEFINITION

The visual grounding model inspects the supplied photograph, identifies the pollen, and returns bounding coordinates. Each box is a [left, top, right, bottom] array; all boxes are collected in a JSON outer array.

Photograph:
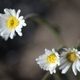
[[47, 54, 57, 63], [7, 16, 19, 29], [66, 52, 77, 62]]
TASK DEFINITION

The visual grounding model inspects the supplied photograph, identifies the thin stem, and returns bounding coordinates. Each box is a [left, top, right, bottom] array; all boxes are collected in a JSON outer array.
[[25, 14, 64, 45], [53, 73, 62, 80], [42, 72, 50, 80]]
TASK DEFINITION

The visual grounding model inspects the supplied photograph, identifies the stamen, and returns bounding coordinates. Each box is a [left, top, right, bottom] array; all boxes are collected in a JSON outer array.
[[67, 52, 77, 62], [47, 54, 57, 63], [7, 16, 19, 29]]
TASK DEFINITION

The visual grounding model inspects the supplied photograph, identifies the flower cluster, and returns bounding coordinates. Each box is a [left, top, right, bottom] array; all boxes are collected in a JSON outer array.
[[0, 8, 26, 40], [36, 48, 80, 75]]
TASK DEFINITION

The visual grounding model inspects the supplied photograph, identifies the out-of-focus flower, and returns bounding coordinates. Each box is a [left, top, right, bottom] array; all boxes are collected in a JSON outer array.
[[36, 48, 60, 74], [59, 48, 80, 75], [0, 8, 26, 40]]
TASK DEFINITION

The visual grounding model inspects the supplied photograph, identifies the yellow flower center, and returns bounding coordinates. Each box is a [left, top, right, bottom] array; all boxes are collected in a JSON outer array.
[[66, 52, 77, 62], [47, 54, 57, 63], [7, 16, 19, 29]]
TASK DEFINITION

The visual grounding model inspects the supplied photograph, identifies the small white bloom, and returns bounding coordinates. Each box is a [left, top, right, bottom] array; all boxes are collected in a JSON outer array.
[[36, 48, 60, 74], [0, 8, 26, 40], [59, 48, 80, 75]]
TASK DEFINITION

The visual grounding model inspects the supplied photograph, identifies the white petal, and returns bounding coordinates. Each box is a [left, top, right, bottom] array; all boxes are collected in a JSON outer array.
[[40, 62, 49, 70], [50, 70, 53, 74], [0, 30, 6, 36], [78, 51, 80, 54], [59, 62, 69, 69], [19, 16, 23, 20], [52, 66, 56, 73], [53, 69, 56, 73], [55, 52, 59, 57], [52, 48, 55, 52], [3, 32, 10, 40], [4, 35, 9, 40], [62, 63, 71, 74], [20, 20, 26, 26], [16, 30, 22, 36], [49, 68, 54, 74], [16, 9, 21, 18], [4, 8, 10, 15], [10, 30, 15, 39], [45, 50, 52, 55], [60, 57, 66, 62], [60, 52, 67, 56], [43, 63, 49, 70], [58, 60, 60, 66], [60, 58, 67, 65], [11, 9, 16, 16], [37, 59, 47, 65], [73, 48, 77, 52], [76, 60, 80, 72], [72, 62, 77, 75]]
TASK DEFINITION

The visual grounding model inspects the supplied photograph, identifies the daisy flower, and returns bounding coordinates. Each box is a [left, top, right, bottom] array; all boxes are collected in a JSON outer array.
[[59, 48, 80, 75], [36, 48, 60, 74], [0, 8, 26, 40]]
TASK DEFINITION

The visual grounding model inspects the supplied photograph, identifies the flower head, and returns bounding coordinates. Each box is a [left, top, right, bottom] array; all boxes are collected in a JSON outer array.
[[0, 8, 26, 40], [36, 49, 60, 74], [59, 48, 80, 75]]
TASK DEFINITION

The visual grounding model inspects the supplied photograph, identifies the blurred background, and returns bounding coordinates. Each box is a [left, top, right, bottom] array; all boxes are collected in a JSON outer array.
[[0, 0, 80, 80]]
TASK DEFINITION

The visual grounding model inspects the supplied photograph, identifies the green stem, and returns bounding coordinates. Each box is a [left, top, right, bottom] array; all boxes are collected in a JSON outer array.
[[53, 73, 62, 80], [25, 14, 64, 45], [42, 72, 50, 80]]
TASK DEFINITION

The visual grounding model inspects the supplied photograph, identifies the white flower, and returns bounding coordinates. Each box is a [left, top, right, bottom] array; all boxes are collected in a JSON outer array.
[[0, 8, 26, 40], [36, 48, 60, 74], [59, 48, 80, 75]]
